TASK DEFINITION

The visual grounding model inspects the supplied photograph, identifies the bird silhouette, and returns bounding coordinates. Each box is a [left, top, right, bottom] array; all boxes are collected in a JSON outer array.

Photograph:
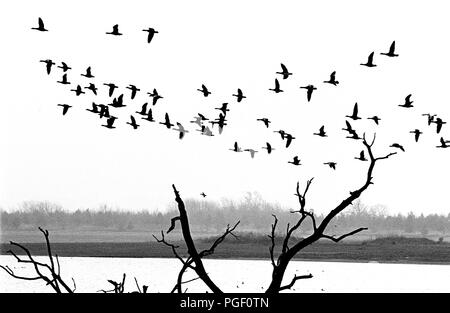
[[98, 105, 110, 118], [230, 142, 243, 152], [160, 113, 174, 129], [70, 85, 85, 96], [360, 52, 377, 67], [232, 88, 246, 102], [141, 107, 155, 122], [346, 103, 361, 120], [274, 130, 286, 140], [432, 117, 446, 134], [127, 84, 140, 100], [40, 59, 55, 75], [288, 156, 301, 166], [81, 67, 94, 78], [215, 103, 229, 116], [31, 18, 48, 32], [199, 125, 214, 136], [314, 125, 327, 137], [269, 78, 283, 93], [200, 192, 207, 198], [324, 162, 337, 170], [174, 122, 189, 139], [399, 94, 413, 108], [436, 137, 450, 148], [104, 83, 119, 97], [209, 113, 227, 133], [300, 85, 317, 102], [284, 133, 295, 148], [127, 115, 140, 129], [190, 116, 203, 127], [422, 113, 436, 126], [367, 116, 381, 125], [257, 118, 271, 128], [106, 24, 122, 36], [410, 129, 423, 142], [85, 83, 98, 95], [342, 120, 355, 133], [136, 103, 148, 116], [86, 102, 100, 114], [346, 129, 361, 140], [142, 27, 158, 43], [197, 84, 211, 97], [148, 89, 163, 105], [380, 41, 399, 57], [323, 71, 339, 86], [102, 116, 117, 129], [390, 143, 405, 152], [262, 142, 274, 154], [58, 62, 71, 72], [276, 63, 292, 79], [355, 150, 368, 161], [244, 149, 258, 158], [57, 104, 71, 115], [109, 94, 126, 107], [57, 74, 70, 85], [198, 113, 209, 121]]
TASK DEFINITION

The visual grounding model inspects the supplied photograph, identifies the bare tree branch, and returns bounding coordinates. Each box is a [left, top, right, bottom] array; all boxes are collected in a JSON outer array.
[[321, 227, 368, 242], [268, 214, 278, 268], [279, 273, 313, 292]]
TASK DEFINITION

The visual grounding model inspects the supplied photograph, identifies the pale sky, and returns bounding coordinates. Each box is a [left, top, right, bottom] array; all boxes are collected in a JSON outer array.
[[0, 0, 449, 215]]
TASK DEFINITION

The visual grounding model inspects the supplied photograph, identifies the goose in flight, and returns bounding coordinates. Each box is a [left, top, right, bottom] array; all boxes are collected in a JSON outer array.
[[230, 142, 243, 152], [126, 84, 140, 100], [98, 105, 110, 118], [126, 115, 140, 129], [102, 116, 117, 129], [436, 137, 450, 148], [197, 113, 209, 121], [109, 94, 126, 107], [85, 83, 98, 95], [257, 118, 271, 128], [142, 27, 158, 44], [288, 156, 301, 166], [173, 122, 189, 139], [422, 113, 436, 126], [390, 143, 405, 152], [360, 52, 376, 67], [40, 59, 55, 75], [70, 85, 85, 96], [399, 94, 413, 108], [367, 116, 381, 125], [276, 63, 292, 79], [197, 84, 211, 97], [355, 150, 368, 161], [200, 192, 207, 198], [57, 74, 70, 85], [58, 62, 71, 72], [269, 78, 283, 93], [106, 24, 122, 36], [314, 125, 327, 137], [300, 85, 317, 102], [274, 129, 286, 140], [136, 103, 148, 116], [81, 66, 94, 78], [342, 120, 355, 133], [199, 125, 214, 136], [232, 88, 246, 102], [410, 129, 423, 142], [284, 133, 295, 148], [190, 116, 203, 127], [31, 17, 48, 32], [324, 162, 337, 170], [262, 142, 274, 154], [244, 149, 258, 158], [148, 88, 163, 105], [323, 71, 339, 86], [104, 83, 119, 97], [346, 129, 361, 140], [215, 103, 230, 115], [160, 113, 174, 129], [346, 103, 361, 120], [380, 41, 399, 57], [86, 102, 100, 114], [141, 108, 155, 122], [432, 117, 446, 134], [57, 104, 71, 116]]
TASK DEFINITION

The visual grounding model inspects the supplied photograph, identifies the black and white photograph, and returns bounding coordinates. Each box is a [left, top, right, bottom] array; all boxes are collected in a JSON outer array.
[[0, 0, 449, 309]]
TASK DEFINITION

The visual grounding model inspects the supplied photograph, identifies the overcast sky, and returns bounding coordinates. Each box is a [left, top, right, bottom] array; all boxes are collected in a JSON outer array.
[[1, 0, 449, 215]]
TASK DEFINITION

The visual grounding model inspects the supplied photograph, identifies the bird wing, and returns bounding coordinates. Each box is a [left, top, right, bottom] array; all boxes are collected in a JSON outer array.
[[353, 103, 358, 116], [38, 18, 45, 28], [281, 63, 288, 73], [389, 41, 396, 53], [368, 52, 374, 63], [275, 79, 280, 89]]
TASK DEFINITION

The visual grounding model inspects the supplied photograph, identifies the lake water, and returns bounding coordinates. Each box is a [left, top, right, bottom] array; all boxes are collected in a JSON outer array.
[[0, 255, 449, 293]]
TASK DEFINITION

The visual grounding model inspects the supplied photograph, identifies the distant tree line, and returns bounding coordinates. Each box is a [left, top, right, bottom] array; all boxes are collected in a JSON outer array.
[[1, 196, 449, 236]]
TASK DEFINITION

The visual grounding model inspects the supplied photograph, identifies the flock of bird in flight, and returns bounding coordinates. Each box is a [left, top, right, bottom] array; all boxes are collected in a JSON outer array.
[[33, 17, 450, 177]]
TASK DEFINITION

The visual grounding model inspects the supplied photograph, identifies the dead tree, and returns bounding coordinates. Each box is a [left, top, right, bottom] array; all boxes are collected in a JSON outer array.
[[0, 227, 76, 293], [154, 184, 239, 293]]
